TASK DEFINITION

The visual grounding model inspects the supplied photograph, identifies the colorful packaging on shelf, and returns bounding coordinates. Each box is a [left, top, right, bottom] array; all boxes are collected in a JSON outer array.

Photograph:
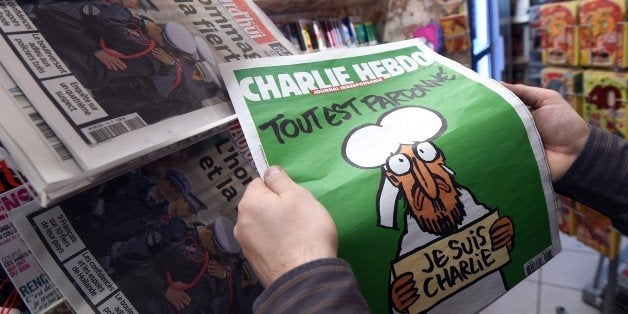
[[583, 70, 627, 138], [541, 67, 583, 114], [574, 204, 622, 257], [579, 0, 628, 68], [413, 23, 442, 52], [540, 1, 580, 66], [298, 19, 315, 52], [439, 14, 470, 53], [557, 195, 578, 235]]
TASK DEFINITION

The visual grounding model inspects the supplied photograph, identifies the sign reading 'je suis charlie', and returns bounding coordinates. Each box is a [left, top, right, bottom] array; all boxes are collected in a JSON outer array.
[[220, 39, 560, 313]]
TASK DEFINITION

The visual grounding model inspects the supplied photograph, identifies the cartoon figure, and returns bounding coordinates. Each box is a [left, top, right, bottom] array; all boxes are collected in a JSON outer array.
[[540, 4, 576, 64], [343, 107, 514, 313], [580, 1, 623, 65]]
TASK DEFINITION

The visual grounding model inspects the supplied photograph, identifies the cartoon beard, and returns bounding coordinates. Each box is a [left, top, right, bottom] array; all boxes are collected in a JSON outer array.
[[408, 176, 465, 236]]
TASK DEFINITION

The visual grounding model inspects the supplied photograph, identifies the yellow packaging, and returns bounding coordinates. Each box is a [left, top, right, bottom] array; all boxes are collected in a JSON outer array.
[[583, 70, 627, 138], [439, 14, 470, 53], [574, 204, 621, 257], [579, 0, 628, 67], [541, 67, 583, 114], [540, 1, 580, 66], [557, 196, 578, 236]]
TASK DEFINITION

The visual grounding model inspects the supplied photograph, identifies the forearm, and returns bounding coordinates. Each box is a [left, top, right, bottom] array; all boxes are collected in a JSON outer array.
[[554, 126, 627, 234], [253, 258, 369, 313]]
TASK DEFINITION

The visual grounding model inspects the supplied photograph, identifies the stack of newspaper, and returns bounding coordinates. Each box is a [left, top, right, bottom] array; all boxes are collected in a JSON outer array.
[[0, 0, 296, 206]]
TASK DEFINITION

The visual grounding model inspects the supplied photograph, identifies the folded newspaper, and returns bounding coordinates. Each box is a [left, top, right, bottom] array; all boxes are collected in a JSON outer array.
[[0, 65, 231, 206], [220, 39, 561, 313], [0, 147, 64, 313], [11, 127, 260, 313], [0, 0, 296, 173]]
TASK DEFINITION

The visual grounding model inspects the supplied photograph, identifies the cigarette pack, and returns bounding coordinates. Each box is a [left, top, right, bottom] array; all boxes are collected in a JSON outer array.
[[557, 195, 578, 235], [579, 0, 628, 67], [541, 67, 583, 114], [540, 1, 580, 66], [439, 14, 470, 53], [583, 70, 627, 138], [574, 204, 622, 257]]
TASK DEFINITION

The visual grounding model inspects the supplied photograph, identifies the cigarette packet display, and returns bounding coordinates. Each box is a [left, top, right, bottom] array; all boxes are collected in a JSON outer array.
[[583, 70, 627, 139], [541, 67, 583, 114], [579, 0, 628, 68], [540, 1, 580, 66]]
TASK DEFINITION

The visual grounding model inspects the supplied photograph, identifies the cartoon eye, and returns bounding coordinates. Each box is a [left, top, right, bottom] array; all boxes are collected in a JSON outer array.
[[414, 142, 438, 162], [387, 154, 411, 175]]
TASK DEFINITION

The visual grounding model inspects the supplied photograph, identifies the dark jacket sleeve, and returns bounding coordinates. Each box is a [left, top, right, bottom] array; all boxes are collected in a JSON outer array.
[[554, 126, 627, 234], [253, 258, 369, 313]]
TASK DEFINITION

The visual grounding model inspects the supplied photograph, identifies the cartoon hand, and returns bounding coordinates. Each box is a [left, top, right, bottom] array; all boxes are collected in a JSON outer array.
[[207, 260, 227, 279], [165, 285, 191, 311], [490, 216, 514, 252], [95, 50, 127, 71], [391, 272, 419, 313]]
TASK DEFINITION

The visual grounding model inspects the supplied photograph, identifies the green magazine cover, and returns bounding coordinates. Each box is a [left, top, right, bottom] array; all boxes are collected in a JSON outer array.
[[220, 39, 560, 313]]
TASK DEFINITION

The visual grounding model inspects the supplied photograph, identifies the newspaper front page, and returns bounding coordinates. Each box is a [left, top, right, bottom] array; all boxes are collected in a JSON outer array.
[[0, 0, 296, 171], [11, 128, 261, 313], [0, 64, 234, 206], [220, 39, 561, 313], [0, 148, 64, 313]]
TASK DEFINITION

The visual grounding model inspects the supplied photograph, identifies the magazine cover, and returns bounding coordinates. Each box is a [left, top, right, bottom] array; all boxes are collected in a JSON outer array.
[[0, 148, 64, 313], [11, 128, 261, 313], [220, 39, 560, 313], [0, 0, 296, 171]]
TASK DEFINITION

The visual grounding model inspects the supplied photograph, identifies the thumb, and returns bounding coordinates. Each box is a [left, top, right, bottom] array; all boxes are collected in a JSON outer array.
[[264, 166, 297, 194]]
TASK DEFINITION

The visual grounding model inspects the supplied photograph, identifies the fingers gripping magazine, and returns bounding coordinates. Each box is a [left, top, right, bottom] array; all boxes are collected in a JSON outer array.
[[220, 39, 561, 313], [11, 129, 261, 313], [0, 0, 296, 171]]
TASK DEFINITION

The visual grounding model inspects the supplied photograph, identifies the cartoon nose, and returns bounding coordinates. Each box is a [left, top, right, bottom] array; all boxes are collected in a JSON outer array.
[[412, 159, 439, 200]]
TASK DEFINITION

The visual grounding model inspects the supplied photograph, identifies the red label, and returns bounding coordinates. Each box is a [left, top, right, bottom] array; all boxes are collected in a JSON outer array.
[[220, 0, 275, 44], [0, 161, 21, 193]]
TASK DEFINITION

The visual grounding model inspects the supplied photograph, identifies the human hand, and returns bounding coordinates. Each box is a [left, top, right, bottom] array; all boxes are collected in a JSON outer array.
[[152, 48, 175, 65], [207, 260, 227, 279], [95, 50, 127, 71], [165, 286, 191, 311], [235, 166, 338, 287], [391, 272, 418, 313], [502, 83, 589, 181], [490, 216, 514, 252]]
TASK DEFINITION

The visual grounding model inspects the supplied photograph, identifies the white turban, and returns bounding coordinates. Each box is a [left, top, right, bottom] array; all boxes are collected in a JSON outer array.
[[343, 106, 445, 168]]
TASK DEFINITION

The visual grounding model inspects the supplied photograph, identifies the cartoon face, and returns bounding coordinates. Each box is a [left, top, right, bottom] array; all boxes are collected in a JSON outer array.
[[342, 106, 469, 235], [384, 142, 463, 235], [581, 4, 620, 36], [544, 16, 568, 37]]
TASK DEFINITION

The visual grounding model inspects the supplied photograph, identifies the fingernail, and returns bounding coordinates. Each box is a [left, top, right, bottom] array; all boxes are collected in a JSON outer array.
[[265, 166, 282, 179]]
